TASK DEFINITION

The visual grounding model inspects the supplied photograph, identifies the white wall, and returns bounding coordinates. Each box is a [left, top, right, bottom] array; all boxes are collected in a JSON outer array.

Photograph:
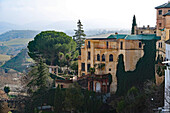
[[166, 44, 170, 61]]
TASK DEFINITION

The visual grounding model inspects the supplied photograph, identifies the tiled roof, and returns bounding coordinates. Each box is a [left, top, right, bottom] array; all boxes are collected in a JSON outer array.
[[163, 12, 170, 16], [155, 2, 170, 9], [86, 34, 161, 40], [107, 34, 161, 40], [107, 34, 127, 39]]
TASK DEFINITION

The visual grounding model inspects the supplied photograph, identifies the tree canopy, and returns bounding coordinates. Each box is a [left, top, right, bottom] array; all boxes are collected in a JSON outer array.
[[131, 15, 137, 35], [27, 31, 77, 66], [73, 20, 86, 55], [4, 86, 10, 95], [26, 59, 52, 94]]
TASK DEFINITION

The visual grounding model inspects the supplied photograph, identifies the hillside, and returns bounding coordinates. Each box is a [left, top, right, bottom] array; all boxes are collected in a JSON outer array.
[[2, 38, 33, 46], [0, 54, 10, 62], [0, 30, 39, 42], [2, 49, 33, 72]]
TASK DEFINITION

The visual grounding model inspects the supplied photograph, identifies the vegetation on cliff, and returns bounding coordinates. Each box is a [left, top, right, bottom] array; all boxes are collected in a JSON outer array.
[[116, 40, 156, 95]]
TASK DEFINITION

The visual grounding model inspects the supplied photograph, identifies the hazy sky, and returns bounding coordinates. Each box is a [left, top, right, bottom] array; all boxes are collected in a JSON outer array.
[[0, 0, 168, 29]]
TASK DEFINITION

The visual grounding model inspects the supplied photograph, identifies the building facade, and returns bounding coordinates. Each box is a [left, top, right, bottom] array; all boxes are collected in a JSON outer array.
[[155, 2, 170, 58], [77, 74, 111, 93], [135, 25, 156, 35], [78, 34, 160, 93]]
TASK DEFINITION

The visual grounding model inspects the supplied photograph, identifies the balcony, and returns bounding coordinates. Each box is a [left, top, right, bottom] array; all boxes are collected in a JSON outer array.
[[95, 45, 118, 50]]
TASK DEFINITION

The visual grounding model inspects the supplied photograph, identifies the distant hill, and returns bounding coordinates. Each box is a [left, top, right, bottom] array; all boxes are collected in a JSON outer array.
[[0, 54, 10, 62], [0, 30, 39, 42], [2, 49, 33, 72]]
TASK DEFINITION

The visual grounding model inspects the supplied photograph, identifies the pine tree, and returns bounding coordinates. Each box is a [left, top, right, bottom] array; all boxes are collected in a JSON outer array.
[[73, 20, 86, 55], [27, 59, 52, 93], [131, 15, 137, 35]]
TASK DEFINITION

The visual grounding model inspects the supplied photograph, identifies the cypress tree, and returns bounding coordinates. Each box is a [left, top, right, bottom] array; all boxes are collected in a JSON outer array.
[[73, 20, 86, 55], [131, 15, 137, 35]]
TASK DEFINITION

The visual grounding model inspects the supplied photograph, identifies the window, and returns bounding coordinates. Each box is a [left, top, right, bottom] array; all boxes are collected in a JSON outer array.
[[82, 73, 85, 76], [154, 31, 156, 34], [159, 23, 162, 27], [87, 64, 91, 72], [168, 10, 170, 12], [106, 41, 109, 49], [109, 54, 113, 62], [81, 63, 85, 71], [141, 31, 143, 34], [139, 42, 142, 48], [88, 41, 90, 48], [97, 54, 100, 61], [120, 41, 123, 50], [161, 42, 162, 48], [61, 84, 63, 88], [159, 10, 162, 15], [109, 68, 111, 71], [88, 52, 90, 60], [158, 42, 160, 48], [102, 54, 105, 61]]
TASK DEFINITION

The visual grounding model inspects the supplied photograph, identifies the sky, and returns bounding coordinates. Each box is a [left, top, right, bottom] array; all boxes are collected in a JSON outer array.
[[0, 0, 168, 29]]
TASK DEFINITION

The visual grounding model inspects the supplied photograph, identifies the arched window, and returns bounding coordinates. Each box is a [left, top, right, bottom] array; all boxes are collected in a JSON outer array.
[[97, 54, 100, 61], [109, 54, 113, 62], [102, 54, 105, 61]]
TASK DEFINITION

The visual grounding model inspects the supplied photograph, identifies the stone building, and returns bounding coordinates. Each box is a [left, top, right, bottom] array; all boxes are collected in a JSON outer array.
[[78, 34, 160, 93], [155, 2, 170, 58], [135, 25, 156, 35], [77, 74, 111, 93], [48, 66, 58, 75]]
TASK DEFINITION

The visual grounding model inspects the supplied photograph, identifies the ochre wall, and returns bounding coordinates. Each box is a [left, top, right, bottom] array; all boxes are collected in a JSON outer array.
[[78, 39, 144, 93]]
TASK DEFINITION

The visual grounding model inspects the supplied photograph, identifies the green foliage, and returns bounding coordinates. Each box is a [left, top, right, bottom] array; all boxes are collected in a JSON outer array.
[[0, 30, 39, 42], [70, 61, 78, 74], [73, 20, 86, 55], [97, 63, 105, 70], [89, 67, 95, 74], [64, 83, 83, 112], [131, 15, 137, 35], [27, 59, 52, 93], [2, 49, 31, 72], [127, 86, 138, 96], [53, 86, 65, 113], [116, 100, 126, 113], [26, 83, 103, 113], [4, 86, 10, 94], [115, 80, 164, 113], [116, 86, 145, 113], [27, 31, 77, 66], [116, 40, 156, 95]]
